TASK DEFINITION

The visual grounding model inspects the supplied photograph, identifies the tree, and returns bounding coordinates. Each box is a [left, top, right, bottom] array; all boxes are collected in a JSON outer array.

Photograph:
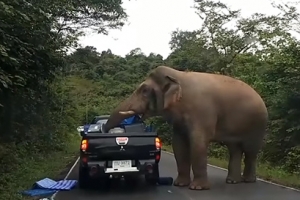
[[0, 0, 129, 198]]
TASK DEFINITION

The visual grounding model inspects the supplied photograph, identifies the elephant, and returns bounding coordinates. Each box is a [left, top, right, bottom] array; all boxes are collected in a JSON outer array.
[[103, 65, 268, 190]]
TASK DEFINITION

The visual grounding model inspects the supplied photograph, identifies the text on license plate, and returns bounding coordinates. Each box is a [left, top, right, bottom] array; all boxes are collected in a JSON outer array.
[[112, 160, 132, 169]]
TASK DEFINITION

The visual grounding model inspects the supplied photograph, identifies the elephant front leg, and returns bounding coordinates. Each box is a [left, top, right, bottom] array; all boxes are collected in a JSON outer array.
[[226, 143, 243, 184], [172, 127, 191, 187], [189, 130, 210, 190]]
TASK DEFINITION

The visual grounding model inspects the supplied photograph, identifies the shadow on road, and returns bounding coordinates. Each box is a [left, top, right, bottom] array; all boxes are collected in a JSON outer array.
[[76, 177, 164, 197]]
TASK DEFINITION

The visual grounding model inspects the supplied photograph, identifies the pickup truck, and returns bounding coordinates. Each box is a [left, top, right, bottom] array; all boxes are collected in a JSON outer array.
[[78, 115, 162, 189]]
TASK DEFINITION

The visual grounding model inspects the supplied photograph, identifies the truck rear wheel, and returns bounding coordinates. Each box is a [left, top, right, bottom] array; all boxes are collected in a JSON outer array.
[[145, 164, 159, 185], [78, 166, 90, 189]]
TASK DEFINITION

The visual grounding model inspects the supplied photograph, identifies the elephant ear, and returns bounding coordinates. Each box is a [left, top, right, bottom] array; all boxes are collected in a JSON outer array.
[[163, 75, 182, 110]]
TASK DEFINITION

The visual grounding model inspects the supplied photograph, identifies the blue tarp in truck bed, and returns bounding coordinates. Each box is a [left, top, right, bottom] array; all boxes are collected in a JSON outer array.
[[83, 115, 147, 133], [120, 115, 138, 125]]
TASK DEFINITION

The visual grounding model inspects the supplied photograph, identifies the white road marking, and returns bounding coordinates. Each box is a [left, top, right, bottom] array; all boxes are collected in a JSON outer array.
[[51, 157, 80, 199], [162, 150, 300, 192]]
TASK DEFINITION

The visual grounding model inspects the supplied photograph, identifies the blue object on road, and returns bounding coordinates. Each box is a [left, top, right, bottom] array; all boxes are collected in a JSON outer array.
[[49, 179, 77, 190], [33, 178, 57, 189], [21, 188, 57, 197], [21, 178, 77, 198], [33, 178, 77, 190]]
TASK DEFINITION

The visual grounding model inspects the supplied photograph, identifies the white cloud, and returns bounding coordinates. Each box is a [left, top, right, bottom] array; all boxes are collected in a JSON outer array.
[[78, 0, 287, 59]]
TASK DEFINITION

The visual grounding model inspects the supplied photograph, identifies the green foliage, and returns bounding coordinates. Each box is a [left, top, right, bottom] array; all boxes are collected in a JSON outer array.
[[64, 46, 166, 124], [0, 0, 127, 199]]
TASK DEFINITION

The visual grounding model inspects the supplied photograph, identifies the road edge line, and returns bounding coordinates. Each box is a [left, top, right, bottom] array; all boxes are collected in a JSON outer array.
[[162, 150, 300, 192], [51, 156, 80, 199]]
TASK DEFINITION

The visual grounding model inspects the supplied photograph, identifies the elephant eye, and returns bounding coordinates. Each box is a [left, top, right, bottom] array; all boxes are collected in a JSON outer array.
[[142, 87, 151, 97]]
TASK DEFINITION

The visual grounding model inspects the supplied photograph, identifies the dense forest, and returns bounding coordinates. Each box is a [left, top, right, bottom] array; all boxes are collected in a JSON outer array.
[[1, 0, 300, 199]]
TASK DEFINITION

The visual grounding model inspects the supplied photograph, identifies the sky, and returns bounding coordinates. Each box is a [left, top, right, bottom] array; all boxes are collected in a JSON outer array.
[[78, 0, 284, 59]]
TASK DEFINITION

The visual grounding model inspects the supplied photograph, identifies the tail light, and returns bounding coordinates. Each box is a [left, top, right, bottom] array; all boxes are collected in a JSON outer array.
[[82, 156, 88, 163], [155, 137, 162, 149], [155, 154, 160, 161], [81, 139, 88, 151]]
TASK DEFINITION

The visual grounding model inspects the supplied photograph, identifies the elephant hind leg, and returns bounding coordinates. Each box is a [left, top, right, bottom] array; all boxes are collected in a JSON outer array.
[[225, 143, 243, 184], [172, 124, 191, 187], [241, 140, 263, 183]]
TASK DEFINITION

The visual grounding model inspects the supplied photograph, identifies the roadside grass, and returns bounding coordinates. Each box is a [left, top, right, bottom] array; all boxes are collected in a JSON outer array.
[[0, 134, 80, 200], [162, 145, 300, 190]]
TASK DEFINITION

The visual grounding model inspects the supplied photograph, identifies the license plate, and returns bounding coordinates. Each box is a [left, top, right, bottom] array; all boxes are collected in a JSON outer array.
[[112, 160, 132, 169]]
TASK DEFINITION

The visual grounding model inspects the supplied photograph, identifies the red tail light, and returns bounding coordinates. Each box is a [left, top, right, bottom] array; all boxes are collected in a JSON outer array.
[[82, 156, 88, 163], [155, 154, 160, 161], [81, 139, 88, 151], [155, 137, 162, 149]]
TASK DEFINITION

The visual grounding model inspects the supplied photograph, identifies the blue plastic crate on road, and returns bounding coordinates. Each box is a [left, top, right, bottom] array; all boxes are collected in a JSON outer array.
[[21, 178, 77, 198]]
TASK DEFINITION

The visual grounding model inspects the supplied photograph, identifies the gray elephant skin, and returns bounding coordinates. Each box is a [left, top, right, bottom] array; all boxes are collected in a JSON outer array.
[[103, 66, 268, 190]]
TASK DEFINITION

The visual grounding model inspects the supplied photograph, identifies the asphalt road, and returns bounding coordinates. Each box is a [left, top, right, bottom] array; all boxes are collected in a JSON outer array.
[[55, 151, 300, 200]]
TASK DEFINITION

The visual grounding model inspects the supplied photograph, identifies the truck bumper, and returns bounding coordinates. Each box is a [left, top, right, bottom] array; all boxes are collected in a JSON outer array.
[[80, 158, 158, 177]]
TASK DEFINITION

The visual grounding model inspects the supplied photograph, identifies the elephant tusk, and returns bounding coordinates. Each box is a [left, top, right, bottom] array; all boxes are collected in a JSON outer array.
[[119, 110, 135, 115]]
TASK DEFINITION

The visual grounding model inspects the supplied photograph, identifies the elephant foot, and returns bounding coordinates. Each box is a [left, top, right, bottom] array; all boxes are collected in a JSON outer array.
[[173, 176, 190, 187], [226, 176, 242, 184], [189, 178, 210, 190], [242, 175, 257, 183]]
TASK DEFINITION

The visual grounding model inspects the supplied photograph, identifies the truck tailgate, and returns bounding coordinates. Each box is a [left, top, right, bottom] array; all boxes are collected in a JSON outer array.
[[83, 132, 158, 161]]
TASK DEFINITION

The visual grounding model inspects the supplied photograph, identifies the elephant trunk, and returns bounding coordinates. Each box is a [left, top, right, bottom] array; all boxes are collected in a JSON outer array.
[[103, 95, 136, 132]]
